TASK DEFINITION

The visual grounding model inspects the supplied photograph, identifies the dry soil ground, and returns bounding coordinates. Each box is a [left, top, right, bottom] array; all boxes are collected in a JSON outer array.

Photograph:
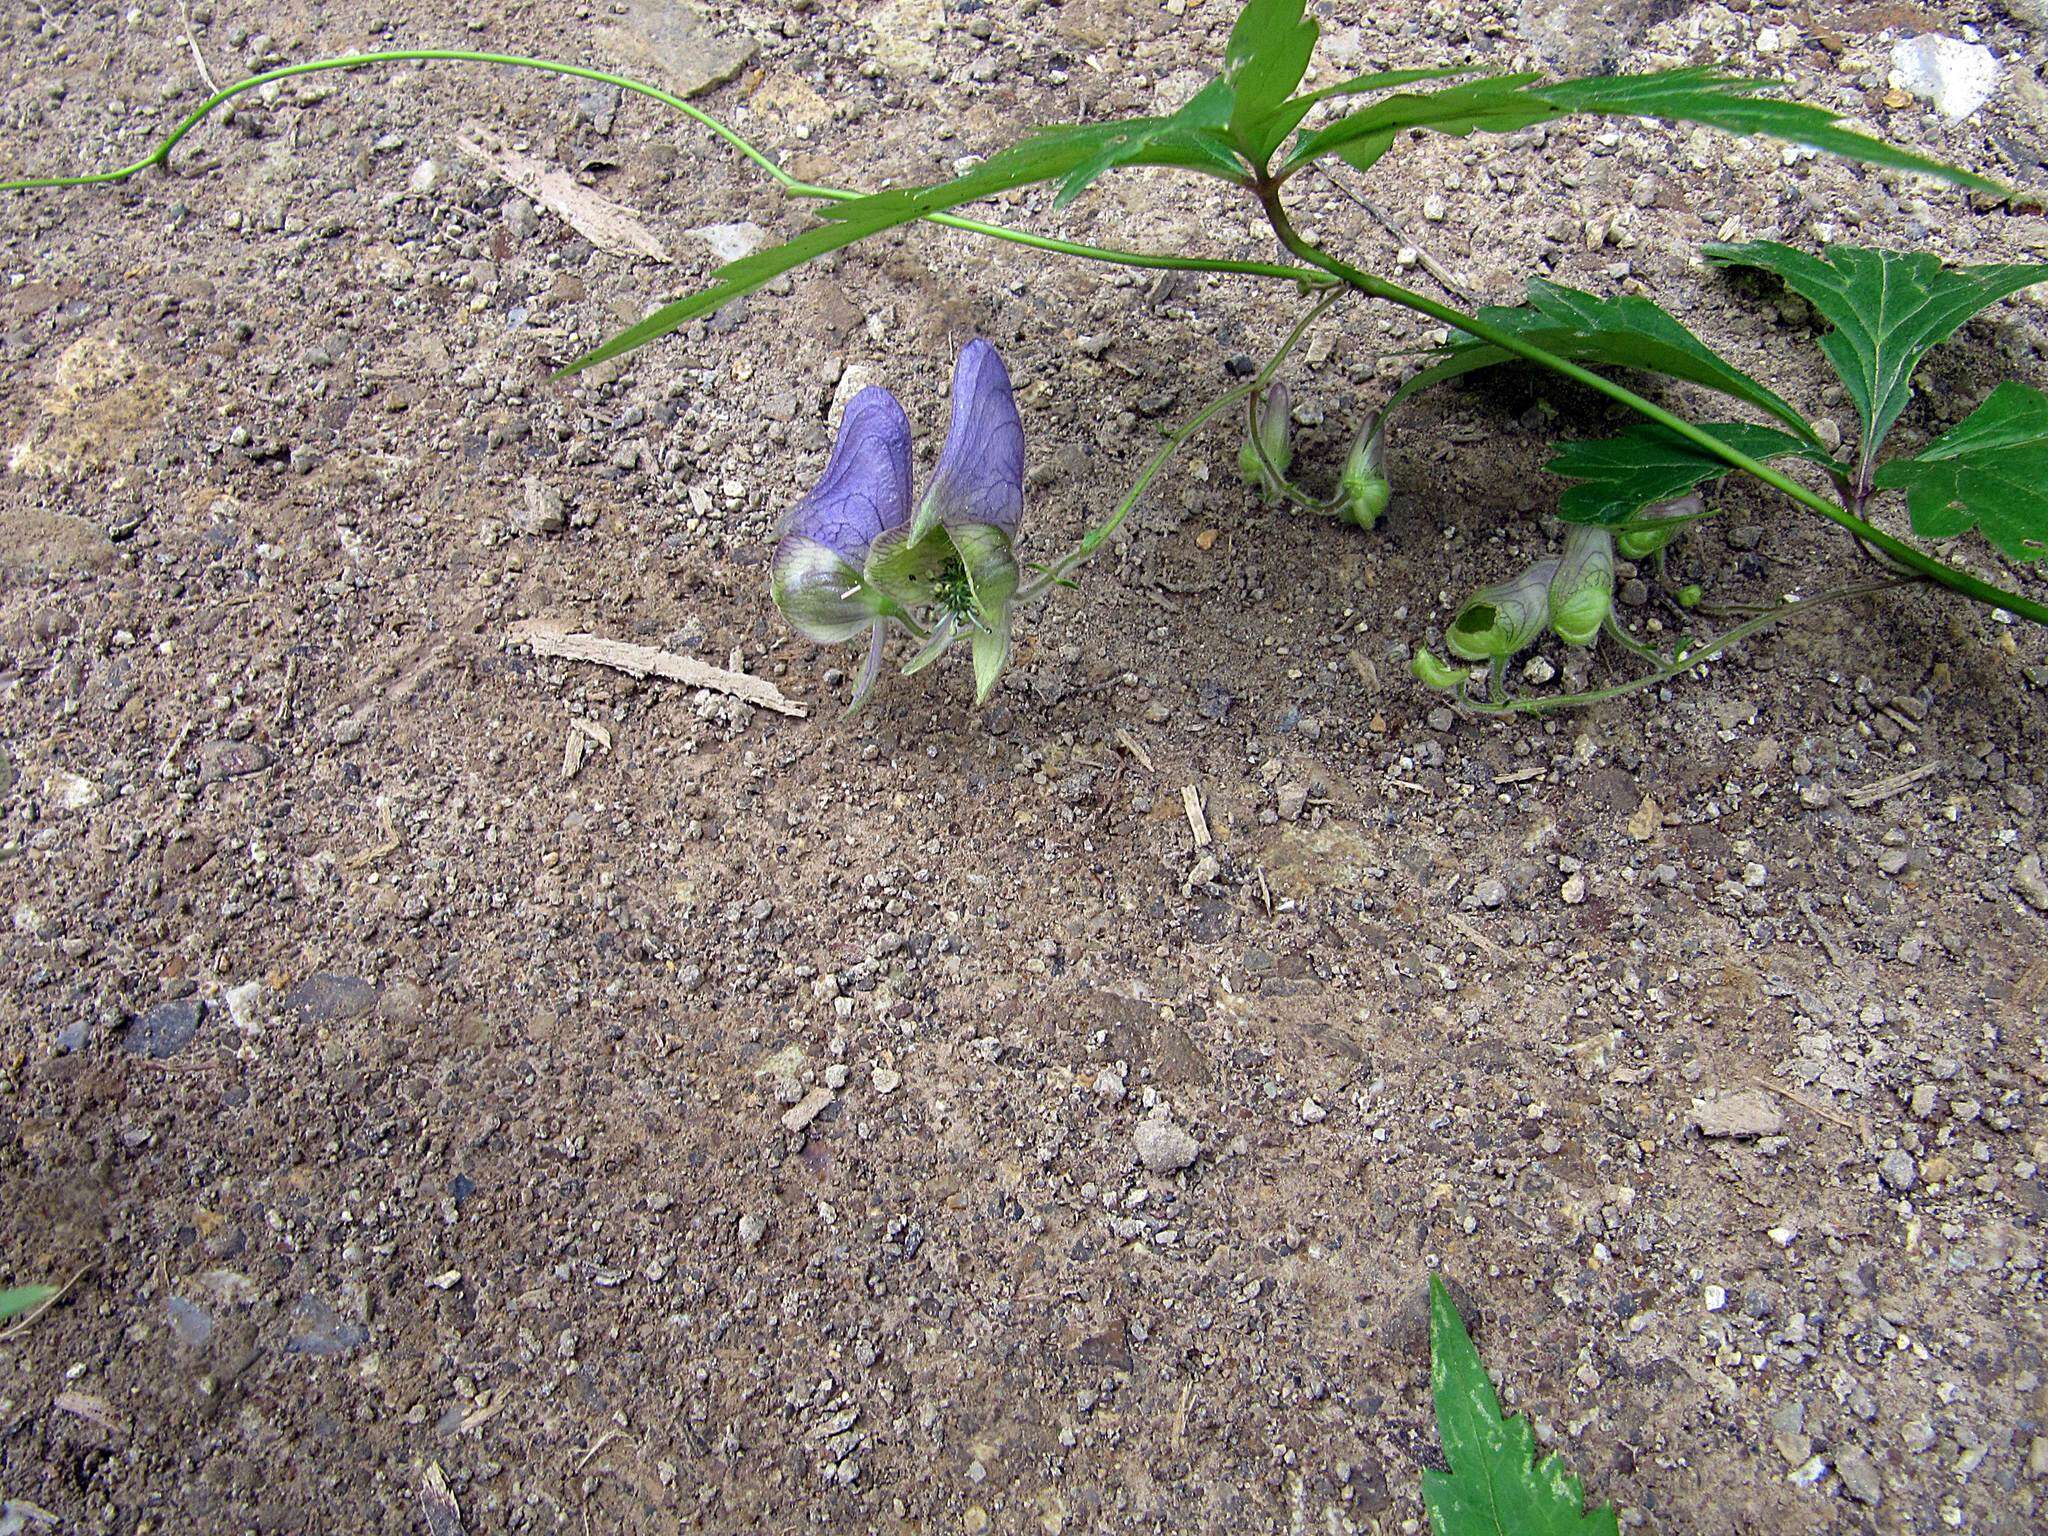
[[4, 1, 2048, 1532]]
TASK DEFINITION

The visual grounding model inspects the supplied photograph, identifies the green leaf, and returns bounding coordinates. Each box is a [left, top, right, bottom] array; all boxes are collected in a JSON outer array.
[[562, 130, 1133, 373], [1282, 67, 2003, 194], [1422, 1275, 1619, 1536], [0, 1283, 58, 1323], [1873, 381, 2048, 562], [1534, 70, 2000, 193], [1706, 242, 2048, 463], [1223, 0, 1319, 162], [1391, 280, 1819, 444], [1285, 73, 1550, 174], [1052, 78, 1247, 208], [1547, 421, 1827, 525]]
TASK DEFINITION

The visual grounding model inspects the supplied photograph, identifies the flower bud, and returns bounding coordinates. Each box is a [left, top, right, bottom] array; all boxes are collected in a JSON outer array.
[[1337, 415, 1391, 530], [1445, 558, 1560, 663], [1410, 647, 1468, 691], [1615, 490, 1702, 561], [1547, 524, 1615, 647], [1237, 383, 1293, 502]]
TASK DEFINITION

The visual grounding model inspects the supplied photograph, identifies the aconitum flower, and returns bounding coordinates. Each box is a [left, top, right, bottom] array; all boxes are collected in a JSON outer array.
[[1547, 524, 1615, 647], [1615, 490, 1702, 561], [1238, 382, 1293, 503], [771, 342, 1027, 708], [1337, 413, 1391, 530], [1445, 557, 1560, 663]]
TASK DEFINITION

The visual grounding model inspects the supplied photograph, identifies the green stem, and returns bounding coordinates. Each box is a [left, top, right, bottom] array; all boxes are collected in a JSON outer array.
[[1016, 290, 1343, 603], [1254, 187, 2048, 628], [0, 50, 1326, 290], [1599, 610, 1668, 666], [1464, 577, 1916, 715]]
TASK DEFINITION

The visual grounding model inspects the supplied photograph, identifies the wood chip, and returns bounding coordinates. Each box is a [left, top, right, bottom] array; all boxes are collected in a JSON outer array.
[[781, 1086, 835, 1134], [420, 1463, 463, 1536], [1114, 728, 1154, 772], [455, 125, 669, 262], [510, 619, 806, 717], [1626, 795, 1662, 842], [1181, 784, 1211, 848], [1845, 761, 1940, 807], [458, 1390, 506, 1433], [1798, 894, 1849, 969], [1748, 1077, 1874, 1150], [562, 718, 613, 780], [1444, 912, 1502, 958], [1689, 1089, 1785, 1139], [344, 796, 403, 870], [54, 1390, 122, 1433]]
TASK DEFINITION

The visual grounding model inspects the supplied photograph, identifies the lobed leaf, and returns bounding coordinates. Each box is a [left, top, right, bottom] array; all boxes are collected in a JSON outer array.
[[1281, 67, 2004, 194], [1873, 381, 2048, 562], [1547, 421, 1827, 525], [1223, 0, 1321, 163], [1051, 77, 1247, 208], [1422, 1275, 1619, 1536], [1534, 70, 1999, 191], [1391, 280, 1819, 444], [1285, 73, 1550, 173], [1706, 242, 2048, 463]]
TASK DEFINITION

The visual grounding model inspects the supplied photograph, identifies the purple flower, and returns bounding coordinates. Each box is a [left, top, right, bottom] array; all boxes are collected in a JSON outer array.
[[911, 339, 1024, 543], [771, 342, 1027, 708], [769, 385, 913, 643]]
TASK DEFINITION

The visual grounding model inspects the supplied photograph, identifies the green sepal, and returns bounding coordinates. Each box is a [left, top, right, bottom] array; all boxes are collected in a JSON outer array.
[[948, 521, 1020, 624], [1339, 415, 1391, 529], [1614, 491, 1704, 560], [971, 622, 1011, 705], [863, 524, 955, 610], [901, 612, 960, 677], [1411, 648, 1469, 691]]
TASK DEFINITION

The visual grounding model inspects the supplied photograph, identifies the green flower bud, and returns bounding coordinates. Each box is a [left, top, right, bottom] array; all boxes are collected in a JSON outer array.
[[1547, 524, 1614, 647], [1615, 490, 1703, 561], [1410, 647, 1468, 691], [1677, 583, 1703, 608], [1445, 557, 1560, 663], [1237, 383, 1293, 503], [1337, 414, 1391, 530]]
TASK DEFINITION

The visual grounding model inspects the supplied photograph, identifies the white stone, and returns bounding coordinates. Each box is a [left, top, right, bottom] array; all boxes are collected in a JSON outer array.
[[1891, 36, 2001, 121], [1133, 1117, 1200, 1174], [688, 221, 767, 263]]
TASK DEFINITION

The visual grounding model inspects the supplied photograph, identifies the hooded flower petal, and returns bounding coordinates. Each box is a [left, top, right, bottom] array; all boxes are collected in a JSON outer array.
[[1238, 381, 1293, 503], [911, 340, 1024, 543], [1338, 412, 1391, 530], [770, 386, 914, 642], [1547, 524, 1615, 647], [1445, 557, 1560, 663], [1615, 490, 1702, 561]]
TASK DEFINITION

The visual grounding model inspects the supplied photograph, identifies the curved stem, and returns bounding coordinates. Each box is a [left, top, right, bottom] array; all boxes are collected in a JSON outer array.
[[1254, 186, 2048, 628], [1599, 610, 1668, 666], [0, 50, 1328, 289], [1240, 385, 1345, 515], [1016, 290, 1343, 603], [1463, 577, 1917, 716]]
